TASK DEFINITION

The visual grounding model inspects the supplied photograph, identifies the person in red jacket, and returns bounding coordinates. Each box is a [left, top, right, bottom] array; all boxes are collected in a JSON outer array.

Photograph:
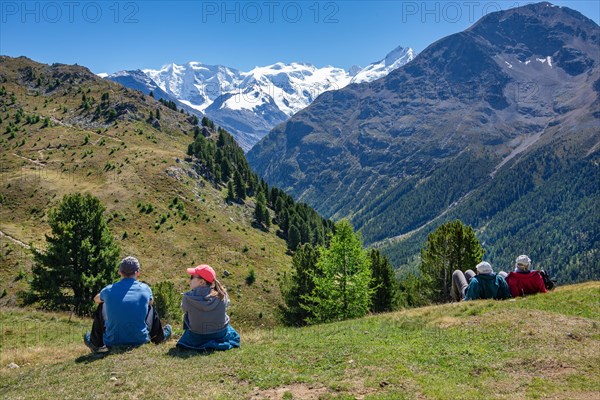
[[504, 255, 548, 298]]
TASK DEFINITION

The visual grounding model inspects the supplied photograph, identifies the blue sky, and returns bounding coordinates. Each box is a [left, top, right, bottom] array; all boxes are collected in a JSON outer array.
[[1, 1, 599, 73]]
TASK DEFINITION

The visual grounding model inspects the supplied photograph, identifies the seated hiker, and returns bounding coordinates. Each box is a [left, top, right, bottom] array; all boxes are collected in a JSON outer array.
[[176, 264, 240, 351], [503, 255, 548, 298], [451, 268, 476, 302], [451, 262, 511, 301], [83, 256, 171, 353]]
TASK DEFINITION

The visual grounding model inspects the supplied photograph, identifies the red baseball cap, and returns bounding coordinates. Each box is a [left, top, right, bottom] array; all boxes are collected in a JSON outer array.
[[187, 264, 216, 283]]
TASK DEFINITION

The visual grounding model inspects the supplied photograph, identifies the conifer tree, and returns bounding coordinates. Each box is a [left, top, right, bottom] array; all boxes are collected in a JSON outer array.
[[288, 225, 301, 251], [369, 249, 400, 312], [221, 158, 232, 181], [419, 220, 484, 303], [226, 180, 235, 202], [30, 193, 120, 315], [279, 243, 320, 326], [233, 170, 246, 200], [304, 220, 372, 323], [254, 191, 268, 226]]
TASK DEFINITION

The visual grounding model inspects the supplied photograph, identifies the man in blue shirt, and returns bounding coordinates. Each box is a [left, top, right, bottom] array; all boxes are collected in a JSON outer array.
[[83, 256, 171, 352]]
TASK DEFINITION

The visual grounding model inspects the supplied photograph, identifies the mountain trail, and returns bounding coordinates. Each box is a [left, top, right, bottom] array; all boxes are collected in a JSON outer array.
[[50, 117, 123, 143], [11, 153, 46, 167], [0, 230, 30, 249]]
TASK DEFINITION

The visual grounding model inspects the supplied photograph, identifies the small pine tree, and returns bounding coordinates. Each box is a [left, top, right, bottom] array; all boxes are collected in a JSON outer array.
[[221, 158, 232, 182], [369, 249, 400, 313], [233, 170, 246, 200], [264, 208, 271, 228], [155, 108, 161, 120], [217, 131, 226, 148], [279, 243, 320, 326], [304, 220, 372, 323], [254, 191, 268, 227], [288, 225, 301, 251], [226, 180, 235, 202], [30, 193, 120, 315], [420, 219, 484, 303], [153, 281, 183, 324]]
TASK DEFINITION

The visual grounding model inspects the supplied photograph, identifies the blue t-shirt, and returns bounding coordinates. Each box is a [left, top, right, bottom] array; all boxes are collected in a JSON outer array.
[[100, 278, 152, 346]]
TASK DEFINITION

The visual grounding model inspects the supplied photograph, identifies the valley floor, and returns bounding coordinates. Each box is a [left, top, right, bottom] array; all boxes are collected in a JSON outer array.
[[1, 282, 598, 399]]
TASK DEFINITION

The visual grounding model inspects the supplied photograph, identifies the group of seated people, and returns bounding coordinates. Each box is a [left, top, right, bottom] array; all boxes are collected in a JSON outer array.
[[83, 254, 547, 353], [83, 256, 240, 353], [451, 255, 548, 302]]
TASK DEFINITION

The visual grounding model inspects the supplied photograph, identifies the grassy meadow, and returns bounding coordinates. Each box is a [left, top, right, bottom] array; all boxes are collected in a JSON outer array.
[[1, 282, 598, 399]]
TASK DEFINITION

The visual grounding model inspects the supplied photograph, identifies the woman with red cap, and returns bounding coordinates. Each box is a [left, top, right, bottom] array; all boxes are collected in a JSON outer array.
[[176, 264, 240, 351]]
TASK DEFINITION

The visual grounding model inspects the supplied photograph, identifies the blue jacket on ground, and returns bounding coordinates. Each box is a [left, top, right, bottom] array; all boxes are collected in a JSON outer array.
[[177, 324, 240, 351]]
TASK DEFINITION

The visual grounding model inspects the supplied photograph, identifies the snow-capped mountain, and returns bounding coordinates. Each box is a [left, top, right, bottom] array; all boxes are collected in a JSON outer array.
[[142, 62, 241, 113], [106, 46, 415, 151], [350, 46, 416, 83]]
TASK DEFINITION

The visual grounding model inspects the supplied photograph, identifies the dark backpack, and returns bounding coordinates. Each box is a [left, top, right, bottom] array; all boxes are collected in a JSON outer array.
[[538, 269, 556, 291]]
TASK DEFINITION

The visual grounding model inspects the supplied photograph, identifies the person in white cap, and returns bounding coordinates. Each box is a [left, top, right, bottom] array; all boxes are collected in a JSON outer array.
[[176, 264, 240, 351], [83, 256, 171, 352], [503, 255, 547, 297], [465, 261, 511, 301], [451, 262, 511, 301]]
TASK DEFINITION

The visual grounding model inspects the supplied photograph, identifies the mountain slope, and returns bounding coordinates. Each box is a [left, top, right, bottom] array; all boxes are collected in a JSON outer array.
[[107, 46, 415, 151], [247, 2, 600, 282], [0, 56, 292, 328]]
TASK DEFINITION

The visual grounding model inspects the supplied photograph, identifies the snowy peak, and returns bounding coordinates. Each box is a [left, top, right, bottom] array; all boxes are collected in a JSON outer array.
[[142, 62, 241, 112], [104, 44, 416, 150], [351, 46, 416, 84], [384, 46, 414, 67], [240, 62, 351, 115]]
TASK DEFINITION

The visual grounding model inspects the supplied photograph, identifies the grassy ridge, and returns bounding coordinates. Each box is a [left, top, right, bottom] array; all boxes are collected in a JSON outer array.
[[1, 282, 598, 399]]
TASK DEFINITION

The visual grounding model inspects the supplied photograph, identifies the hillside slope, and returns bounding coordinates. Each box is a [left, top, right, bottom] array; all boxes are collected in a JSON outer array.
[[247, 3, 600, 281], [0, 56, 291, 328], [1, 282, 598, 399]]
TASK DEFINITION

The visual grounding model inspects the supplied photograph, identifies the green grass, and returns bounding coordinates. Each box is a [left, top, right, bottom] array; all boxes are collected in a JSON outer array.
[[1, 282, 599, 399]]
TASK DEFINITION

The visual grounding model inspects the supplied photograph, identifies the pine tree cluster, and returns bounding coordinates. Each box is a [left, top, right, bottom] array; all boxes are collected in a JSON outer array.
[[186, 118, 334, 251]]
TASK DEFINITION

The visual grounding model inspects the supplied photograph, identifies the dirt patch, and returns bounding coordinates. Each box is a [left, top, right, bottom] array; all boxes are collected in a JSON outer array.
[[248, 383, 332, 400], [433, 315, 462, 328], [545, 392, 600, 400]]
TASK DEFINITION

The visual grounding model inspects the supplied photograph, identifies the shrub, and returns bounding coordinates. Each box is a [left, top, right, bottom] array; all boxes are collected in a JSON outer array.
[[153, 281, 183, 325], [245, 269, 256, 286]]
